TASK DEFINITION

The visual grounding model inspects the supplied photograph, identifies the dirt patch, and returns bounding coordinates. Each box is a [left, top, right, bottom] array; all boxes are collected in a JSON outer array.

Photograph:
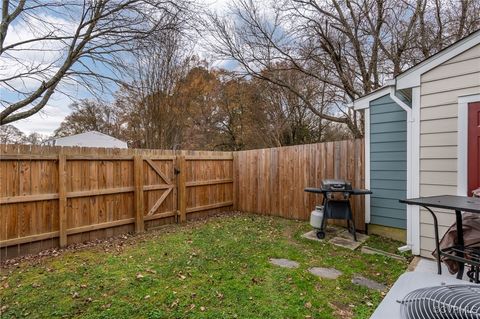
[[329, 301, 353, 319]]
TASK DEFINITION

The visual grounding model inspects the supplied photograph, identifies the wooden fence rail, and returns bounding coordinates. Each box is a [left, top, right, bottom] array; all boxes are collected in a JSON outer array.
[[1, 139, 364, 259], [0, 145, 234, 258]]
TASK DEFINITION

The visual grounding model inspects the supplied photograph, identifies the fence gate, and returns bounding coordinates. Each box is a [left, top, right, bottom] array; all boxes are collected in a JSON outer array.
[[136, 156, 178, 231]]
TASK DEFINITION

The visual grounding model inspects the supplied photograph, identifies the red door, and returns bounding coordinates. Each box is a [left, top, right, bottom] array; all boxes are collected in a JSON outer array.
[[468, 102, 480, 196]]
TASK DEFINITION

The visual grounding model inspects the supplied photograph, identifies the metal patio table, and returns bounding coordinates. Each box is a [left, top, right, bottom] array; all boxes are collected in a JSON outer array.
[[400, 195, 480, 282]]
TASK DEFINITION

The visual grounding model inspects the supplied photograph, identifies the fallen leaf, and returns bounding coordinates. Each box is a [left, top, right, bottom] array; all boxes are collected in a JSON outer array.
[[1, 305, 8, 313], [304, 302, 312, 309], [170, 299, 179, 308], [136, 273, 144, 279]]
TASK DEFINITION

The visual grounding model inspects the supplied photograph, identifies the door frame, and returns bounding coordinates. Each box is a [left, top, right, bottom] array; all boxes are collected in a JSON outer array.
[[458, 94, 480, 196]]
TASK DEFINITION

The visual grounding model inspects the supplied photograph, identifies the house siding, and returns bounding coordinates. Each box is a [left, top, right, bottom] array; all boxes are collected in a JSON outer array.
[[419, 43, 480, 257], [370, 95, 408, 229]]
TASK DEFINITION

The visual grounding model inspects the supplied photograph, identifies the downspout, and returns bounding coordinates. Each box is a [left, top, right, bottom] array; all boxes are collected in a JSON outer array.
[[389, 87, 414, 252]]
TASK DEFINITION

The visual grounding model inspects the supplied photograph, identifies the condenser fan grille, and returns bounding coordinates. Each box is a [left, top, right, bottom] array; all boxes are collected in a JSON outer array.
[[399, 285, 480, 319]]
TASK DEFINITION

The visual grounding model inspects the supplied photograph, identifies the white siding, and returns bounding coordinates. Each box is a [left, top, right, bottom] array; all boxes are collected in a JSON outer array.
[[419, 43, 480, 257]]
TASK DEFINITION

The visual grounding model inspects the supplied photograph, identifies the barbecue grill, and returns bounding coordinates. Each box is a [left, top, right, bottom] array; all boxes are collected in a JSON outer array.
[[399, 285, 480, 319], [304, 179, 372, 241]]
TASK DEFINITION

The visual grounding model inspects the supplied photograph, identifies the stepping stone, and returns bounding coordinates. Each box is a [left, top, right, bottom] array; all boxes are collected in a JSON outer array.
[[337, 230, 369, 242], [351, 275, 387, 292], [269, 258, 299, 269], [329, 231, 369, 250], [302, 227, 341, 242], [329, 237, 362, 250], [308, 267, 342, 279], [302, 230, 324, 242]]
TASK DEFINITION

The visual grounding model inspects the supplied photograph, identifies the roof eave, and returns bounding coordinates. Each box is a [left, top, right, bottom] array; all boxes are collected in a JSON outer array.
[[396, 30, 480, 90], [352, 85, 393, 110]]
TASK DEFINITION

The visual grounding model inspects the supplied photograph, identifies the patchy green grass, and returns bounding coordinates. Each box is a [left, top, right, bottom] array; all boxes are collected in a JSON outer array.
[[0, 214, 408, 319]]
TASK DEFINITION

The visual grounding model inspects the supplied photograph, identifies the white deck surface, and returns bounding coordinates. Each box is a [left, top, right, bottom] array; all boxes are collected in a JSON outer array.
[[370, 258, 471, 319]]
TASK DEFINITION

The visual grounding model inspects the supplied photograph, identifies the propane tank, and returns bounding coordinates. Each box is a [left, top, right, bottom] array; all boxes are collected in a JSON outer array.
[[310, 206, 324, 229]]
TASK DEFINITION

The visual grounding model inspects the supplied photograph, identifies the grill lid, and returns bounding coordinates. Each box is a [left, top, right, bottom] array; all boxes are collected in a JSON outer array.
[[321, 179, 352, 191]]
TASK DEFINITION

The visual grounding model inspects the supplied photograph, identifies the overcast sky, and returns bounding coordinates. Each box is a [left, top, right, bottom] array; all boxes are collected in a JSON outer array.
[[1, 0, 230, 136]]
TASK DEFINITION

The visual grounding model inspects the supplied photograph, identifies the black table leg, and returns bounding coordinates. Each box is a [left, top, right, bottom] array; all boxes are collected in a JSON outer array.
[[455, 210, 465, 280], [347, 200, 357, 241], [423, 205, 442, 275]]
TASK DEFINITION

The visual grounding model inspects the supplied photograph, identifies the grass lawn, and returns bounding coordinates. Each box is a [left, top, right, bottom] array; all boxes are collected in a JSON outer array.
[[0, 214, 409, 319]]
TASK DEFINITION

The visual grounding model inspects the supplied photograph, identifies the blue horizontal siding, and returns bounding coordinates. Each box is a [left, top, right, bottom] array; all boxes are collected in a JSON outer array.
[[370, 179, 406, 190], [370, 102, 404, 114], [371, 131, 407, 143], [371, 170, 407, 181], [371, 161, 406, 171], [369, 94, 407, 229], [369, 151, 406, 161], [369, 198, 406, 210], [371, 112, 407, 123], [370, 206, 406, 219], [371, 189, 407, 200], [371, 215, 407, 229], [371, 141, 407, 152], [370, 122, 406, 133]]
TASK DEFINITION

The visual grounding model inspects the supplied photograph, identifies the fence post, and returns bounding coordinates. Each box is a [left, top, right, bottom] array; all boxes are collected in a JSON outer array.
[[232, 151, 238, 211], [58, 151, 67, 247], [134, 155, 145, 233], [177, 155, 187, 223]]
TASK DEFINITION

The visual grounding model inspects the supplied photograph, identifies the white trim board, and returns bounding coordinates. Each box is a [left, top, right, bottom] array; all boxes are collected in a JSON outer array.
[[352, 86, 392, 110], [457, 94, 480, 196], [388, 88, 416, 253], [410, 87, 421, 256], [364, 108, 371, 223], [396, 30, 480, 89]]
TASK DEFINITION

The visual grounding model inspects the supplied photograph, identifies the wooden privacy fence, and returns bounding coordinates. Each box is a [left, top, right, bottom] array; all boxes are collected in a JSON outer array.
[[0, 145, 233, 258], [233, 139, 366, 230], [1, 139, 365, 258]]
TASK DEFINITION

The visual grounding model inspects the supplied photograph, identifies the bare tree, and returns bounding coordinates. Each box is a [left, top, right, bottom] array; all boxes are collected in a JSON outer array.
[[207, 0, 480, 138], [0, 124, 24, 143], [0, 0, 191, 125], [121, 23, 195, 149], [0, 124, 47, 144]]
